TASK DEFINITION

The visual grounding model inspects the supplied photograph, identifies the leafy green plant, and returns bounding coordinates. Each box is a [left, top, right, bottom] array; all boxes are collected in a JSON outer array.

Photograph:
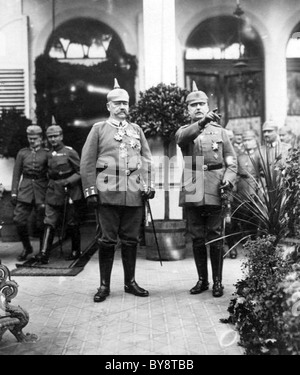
[[221, 235, 300, 355], [219, 146, 300, 355], [129, 83, 189, 139], [220, 144, 299, 252], [129, 83, 189, 220], [0, 108, 31, 158]]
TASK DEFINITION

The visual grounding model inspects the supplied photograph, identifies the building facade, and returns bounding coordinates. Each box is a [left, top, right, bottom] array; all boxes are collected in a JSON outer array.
[[1, 0, 300, 218]]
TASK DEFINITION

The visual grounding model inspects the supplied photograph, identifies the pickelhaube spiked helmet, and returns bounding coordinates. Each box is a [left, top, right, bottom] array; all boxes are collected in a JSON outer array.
[[46, 125, 63, 136], [185, 81, 208, 104], [107, 78, 129, 102]]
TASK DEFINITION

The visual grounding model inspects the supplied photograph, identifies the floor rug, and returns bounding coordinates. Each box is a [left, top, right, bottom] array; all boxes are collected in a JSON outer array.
[[10, 226, 98, 277]]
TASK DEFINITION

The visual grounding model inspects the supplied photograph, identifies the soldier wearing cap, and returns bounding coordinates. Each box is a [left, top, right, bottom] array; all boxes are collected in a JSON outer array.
[[80, 78, 155, 303], [232, 128, 245, 157], [279, 125, 296, 149], [11, 125, 48, 261], [260, 120, 291, 169], [35, 124, 83, 264], [226, 129, 259, 258], [175, 82, 237, 297]]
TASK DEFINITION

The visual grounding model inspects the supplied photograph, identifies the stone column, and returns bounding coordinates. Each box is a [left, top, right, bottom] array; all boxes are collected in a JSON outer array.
[[143, 0, 176, 88]]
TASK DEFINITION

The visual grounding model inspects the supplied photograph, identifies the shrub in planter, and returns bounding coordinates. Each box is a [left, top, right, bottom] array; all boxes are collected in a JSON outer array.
[[0, 108, 31, 158], [221, 235, 300, 355], [129, 83, 190, 260], [129, 83, 189, 221]]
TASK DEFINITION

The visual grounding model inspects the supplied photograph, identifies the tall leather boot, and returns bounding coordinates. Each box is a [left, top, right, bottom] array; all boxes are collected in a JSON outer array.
[[36, 225, 55, 264], [66, 226, 81, 260], [190, 240, 209, 294], [16, 225, 33, 261], [210, 242, 224, 297], [94, 243, 115, 303], [121, 243, 149, 297]]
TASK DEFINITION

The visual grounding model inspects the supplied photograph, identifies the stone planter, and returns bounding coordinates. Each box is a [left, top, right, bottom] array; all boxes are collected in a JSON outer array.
[[145, 219, 187, 261]]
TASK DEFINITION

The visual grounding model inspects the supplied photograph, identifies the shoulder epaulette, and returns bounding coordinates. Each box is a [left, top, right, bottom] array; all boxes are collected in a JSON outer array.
[[19, 147, 29, 152], [93, 121, 105, 128], [211, 122, 222, 128]]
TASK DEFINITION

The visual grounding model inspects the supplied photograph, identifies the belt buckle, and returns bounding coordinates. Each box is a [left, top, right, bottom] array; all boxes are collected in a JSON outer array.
[[203, 165, 208, 171]]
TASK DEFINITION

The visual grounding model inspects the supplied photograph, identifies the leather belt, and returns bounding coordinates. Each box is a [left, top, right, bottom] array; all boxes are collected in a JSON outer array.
[[97, 167, 138, 176], [191, 163, 223, 171], [23, 174, 46, 180], [49, 172, 73, 180]]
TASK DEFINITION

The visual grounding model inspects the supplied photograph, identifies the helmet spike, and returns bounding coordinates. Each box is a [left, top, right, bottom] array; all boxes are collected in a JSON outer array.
[[114, 78, 120, 89], [192, 81, 199, 92]]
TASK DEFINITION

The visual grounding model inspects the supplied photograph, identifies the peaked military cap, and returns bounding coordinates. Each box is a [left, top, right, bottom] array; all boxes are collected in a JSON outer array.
[[243, 130, 257, 140], [186, 81, 208, 104], [26, 125, 42, 135], [279, 125, 293, 135], [107, 78, 129, 102], [46, 125, 63, 136], [262, 120, 278, 132]]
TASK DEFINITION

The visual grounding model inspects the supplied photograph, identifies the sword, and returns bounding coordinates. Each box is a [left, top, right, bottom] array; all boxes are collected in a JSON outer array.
[[145, 198, 163, 266], [59, 186, 69, 256]]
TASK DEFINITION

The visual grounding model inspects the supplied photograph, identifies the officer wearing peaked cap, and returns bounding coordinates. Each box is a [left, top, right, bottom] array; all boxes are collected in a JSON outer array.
[[11, 124, 48, 261], [226, 129, 259, 259], [175, 82, 237, 297], [80, 78, 155, 303], [260, 119, 291, 169], [35, 122, 83, 264]]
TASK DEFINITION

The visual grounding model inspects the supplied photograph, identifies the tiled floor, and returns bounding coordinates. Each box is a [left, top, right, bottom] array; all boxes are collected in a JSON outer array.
[[0, 238, 245, 355]]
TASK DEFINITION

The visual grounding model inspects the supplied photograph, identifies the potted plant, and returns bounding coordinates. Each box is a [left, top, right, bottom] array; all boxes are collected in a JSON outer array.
[[129, 83, 190, 260], [219, 147, 300, 354]]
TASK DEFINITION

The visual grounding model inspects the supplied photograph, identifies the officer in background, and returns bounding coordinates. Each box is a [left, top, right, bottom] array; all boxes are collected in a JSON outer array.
[[232, 128, 245, 157], [227, 129, 259, 257], [175, 82, 237, 298], [35, 125, 82, 264], [260, 120, 291, 169], [80, 79, 155, 303], [279, 125, 296, 149], [11, 125, 48, 261]]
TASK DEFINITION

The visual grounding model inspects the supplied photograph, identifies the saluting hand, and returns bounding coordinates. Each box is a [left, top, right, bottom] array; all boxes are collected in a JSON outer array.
[[199, 108, 221, 129]]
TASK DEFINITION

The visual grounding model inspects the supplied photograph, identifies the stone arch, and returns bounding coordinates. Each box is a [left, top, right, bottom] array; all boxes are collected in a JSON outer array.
[[181, 8, 266, 137], [33, 6, 136, 59]]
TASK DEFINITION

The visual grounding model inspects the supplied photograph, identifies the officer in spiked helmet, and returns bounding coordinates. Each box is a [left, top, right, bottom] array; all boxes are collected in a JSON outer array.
[[35, 123, 83, 264], [175, 82, 237, 297], [80, 79, 155, 303]]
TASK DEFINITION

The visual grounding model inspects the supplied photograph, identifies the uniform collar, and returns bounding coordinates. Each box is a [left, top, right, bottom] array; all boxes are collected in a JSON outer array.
[[108, 118, 128, 128], [267, 141, 277, 148], [52, 143, 64, 152], [30, 146, 41, 152]]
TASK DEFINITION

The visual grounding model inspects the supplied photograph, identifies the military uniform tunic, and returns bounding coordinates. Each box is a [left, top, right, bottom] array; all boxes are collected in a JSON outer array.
[[236, 149, 259, 198], [12, 147, 48, 205], [175, 121, 237, 207], [44, 144, 82, 227], [12, 146, 48, 228], [80, 120, 154, 206], [80, 119, 154, 247], [176, 121, 237, 243]]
